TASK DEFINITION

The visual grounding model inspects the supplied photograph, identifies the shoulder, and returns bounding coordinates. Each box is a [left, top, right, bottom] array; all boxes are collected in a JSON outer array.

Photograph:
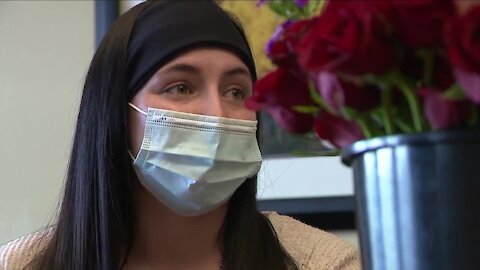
[[265, 212, 361, 270], [0, 228, 53, 270]]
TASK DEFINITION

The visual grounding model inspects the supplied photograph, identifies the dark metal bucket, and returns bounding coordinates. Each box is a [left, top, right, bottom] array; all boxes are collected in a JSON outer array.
[[342, 130, 480, 270]]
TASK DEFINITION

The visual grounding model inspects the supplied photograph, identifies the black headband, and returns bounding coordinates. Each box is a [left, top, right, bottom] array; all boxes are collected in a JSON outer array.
[[127, 0, 257, 96]]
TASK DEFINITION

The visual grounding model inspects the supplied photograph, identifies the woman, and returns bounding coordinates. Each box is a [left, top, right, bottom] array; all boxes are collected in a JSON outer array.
[[0, 1, 359, 269]]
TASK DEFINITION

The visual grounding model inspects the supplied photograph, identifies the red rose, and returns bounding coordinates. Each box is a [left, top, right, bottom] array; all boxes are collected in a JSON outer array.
[[297, 1, 396, 76], [245, 67, 314, 133], [314, 112, 364, 149], [445, 5, 480, 73], [419, 88, 470, 130], [391, 0, 455, 48], [444, 5, 480, 104], [316, 72, 380, 113], [266, 19, 312, 69]]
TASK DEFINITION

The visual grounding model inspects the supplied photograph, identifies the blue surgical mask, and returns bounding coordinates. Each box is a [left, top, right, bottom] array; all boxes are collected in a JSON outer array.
[[128, 103, 262, 216]]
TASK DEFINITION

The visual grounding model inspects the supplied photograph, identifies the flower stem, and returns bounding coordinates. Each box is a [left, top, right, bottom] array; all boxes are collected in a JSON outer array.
[[381, 88, 394, 135], [469, 104, 479, 127], [396, 118, 415, 133], [355, 115, 374, 139], [396, 78, 424, 132], [420, 49, 435, 86], [400, 82, 423, 132]]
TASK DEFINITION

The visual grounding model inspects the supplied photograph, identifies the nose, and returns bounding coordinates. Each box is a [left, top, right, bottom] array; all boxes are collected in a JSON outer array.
[[203, 87, 226, 118]]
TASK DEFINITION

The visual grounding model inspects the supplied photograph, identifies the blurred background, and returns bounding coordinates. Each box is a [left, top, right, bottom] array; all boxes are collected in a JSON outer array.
[[0, 1, 357, 246], [0, 1, 94, 244]]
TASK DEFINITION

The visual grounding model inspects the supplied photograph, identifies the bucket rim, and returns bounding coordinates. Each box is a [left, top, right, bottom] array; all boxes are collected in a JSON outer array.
[[341, 129, 480, 166]]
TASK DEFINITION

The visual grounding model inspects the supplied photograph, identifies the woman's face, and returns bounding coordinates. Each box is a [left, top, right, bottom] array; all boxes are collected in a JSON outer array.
[[128, 47, 255, 155]]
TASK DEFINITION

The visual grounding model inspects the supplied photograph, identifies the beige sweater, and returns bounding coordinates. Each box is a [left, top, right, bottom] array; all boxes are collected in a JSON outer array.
[[0, 212, 360, 270]]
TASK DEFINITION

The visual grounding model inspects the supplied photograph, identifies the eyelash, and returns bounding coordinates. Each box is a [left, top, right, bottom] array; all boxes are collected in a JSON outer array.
[[160, 82, 251, 100], [162, 82, 191, 95], [226, 87, 248, 100]]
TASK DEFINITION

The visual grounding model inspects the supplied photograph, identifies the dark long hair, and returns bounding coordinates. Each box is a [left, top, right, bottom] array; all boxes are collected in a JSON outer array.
[[32, 1, 298, 269]]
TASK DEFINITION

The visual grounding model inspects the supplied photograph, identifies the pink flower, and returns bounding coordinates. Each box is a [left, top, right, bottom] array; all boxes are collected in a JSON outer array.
[[419, 88, 470, 130], [454, 69, 480, 104], [316, 72, 380, 113], [314, 112, 364, 148]]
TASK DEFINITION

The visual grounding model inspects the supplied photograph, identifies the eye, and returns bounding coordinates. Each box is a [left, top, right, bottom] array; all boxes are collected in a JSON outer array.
[[162, 83, 193, 96], [225, 87, 250, 101]]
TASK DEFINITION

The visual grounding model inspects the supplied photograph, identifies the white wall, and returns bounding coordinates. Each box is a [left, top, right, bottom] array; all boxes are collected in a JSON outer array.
[[0, 1, 94, 244], [257, 157, 353, 199]]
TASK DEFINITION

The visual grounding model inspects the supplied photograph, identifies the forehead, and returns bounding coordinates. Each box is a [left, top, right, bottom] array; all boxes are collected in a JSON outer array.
[[162, 47, 248, 68]]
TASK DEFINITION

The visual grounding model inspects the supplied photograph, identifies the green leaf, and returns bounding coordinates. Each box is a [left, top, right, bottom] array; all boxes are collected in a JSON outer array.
[[341, 106, 359, 120], [444, 84, 466, 100], [303, 0, 325, 17], [292, 105, 320, 114], [268, 0, 302, 19], [268, 1, 292, 18], [267, 0, 325, 19]]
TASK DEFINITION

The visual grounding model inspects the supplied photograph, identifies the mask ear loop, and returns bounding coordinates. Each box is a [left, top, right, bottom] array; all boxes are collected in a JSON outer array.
[[127, 102, 147, 161], [128, 102, 148, 116], [128, 150, 136, 161]]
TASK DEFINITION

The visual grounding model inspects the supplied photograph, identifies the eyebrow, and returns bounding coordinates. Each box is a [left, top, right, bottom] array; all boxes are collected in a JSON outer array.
[[223, 67, 251, 78], [161, 63, 200, 75], [159, 63, 251, 78]]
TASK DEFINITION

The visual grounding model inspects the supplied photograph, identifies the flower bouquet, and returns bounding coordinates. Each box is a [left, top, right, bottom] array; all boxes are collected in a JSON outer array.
[[248, 0, 480, 148], [248, 1, 480, 269]]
